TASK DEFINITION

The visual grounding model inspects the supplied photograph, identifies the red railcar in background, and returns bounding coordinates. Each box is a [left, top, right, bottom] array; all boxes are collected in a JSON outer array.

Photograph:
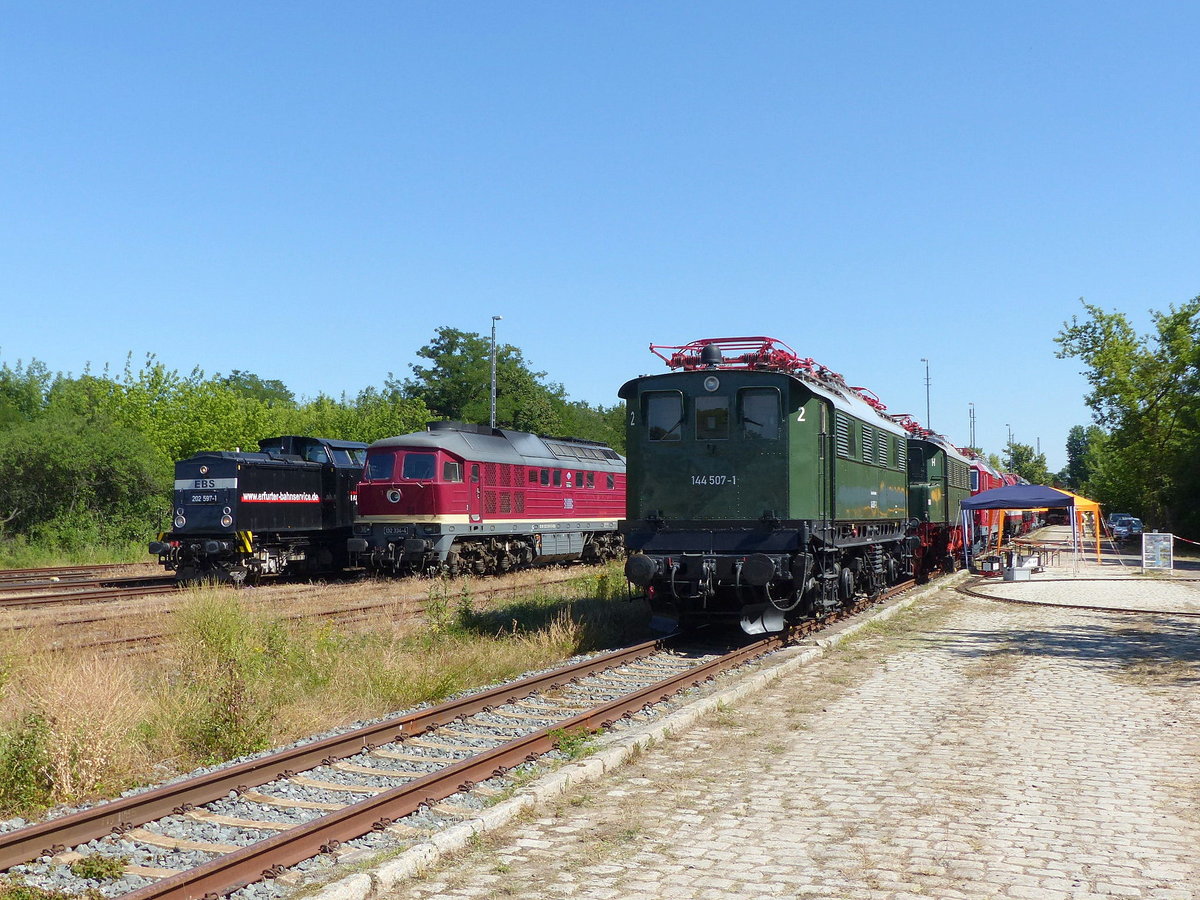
[[350, 421, 625, 575], [963, 451, 1005, 550]]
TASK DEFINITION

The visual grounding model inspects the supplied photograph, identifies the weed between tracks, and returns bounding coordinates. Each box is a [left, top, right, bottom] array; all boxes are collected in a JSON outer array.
[[0, 563, 647, 818], [0, 877, 102, 900]]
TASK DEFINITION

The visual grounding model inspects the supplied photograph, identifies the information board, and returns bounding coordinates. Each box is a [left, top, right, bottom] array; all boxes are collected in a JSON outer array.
[[1141, 533, 1174, 572]]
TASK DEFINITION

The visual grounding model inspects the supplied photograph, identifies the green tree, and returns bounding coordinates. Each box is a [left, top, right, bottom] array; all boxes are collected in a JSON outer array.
[[402, 326, 623, 449], [221, 370, 295, 407], [345, 387, 432, 443], [1004, 441, 1052, 486], [274, 390, 430, 444], [0, 359, 53, 426], [1056, 295, 1200, 534], [403, 327, 502, 424], [560, 400, 626, 455], [1062, 424, 1105, 491], [0, 412, 170, 547]]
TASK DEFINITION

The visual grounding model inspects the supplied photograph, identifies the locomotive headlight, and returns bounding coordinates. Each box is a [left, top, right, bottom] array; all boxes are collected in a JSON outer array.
[[174, 515, 186, 528], [223, 506, 231, 515], [703, 375, 720, 392], [220, 515, 233, 527], [386, 489, 402, 503], [176, 508, 184, 517]]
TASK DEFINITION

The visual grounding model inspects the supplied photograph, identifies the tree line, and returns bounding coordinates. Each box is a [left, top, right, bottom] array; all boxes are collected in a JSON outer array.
[[0, 326, 624, 556], [1056, 294, 1200, 538], [5, 300, 1195, 557]]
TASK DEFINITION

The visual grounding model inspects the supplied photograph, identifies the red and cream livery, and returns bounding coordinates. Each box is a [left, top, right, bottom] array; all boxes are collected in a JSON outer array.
[[963, 450, 1005, 548], [349, 421, 626, 575]]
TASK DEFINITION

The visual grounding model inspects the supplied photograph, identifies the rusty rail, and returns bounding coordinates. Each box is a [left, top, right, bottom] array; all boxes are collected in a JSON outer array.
[[0, 634, 676, 870]]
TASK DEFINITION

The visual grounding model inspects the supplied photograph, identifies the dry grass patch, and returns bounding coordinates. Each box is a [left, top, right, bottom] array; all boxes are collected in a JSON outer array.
[[1114, 656, 1200, 686], [0, 650, 159, 811], [961, 644, 1024, 679], [0, 563, 648, 817], [1109, 624, 1200, 687]]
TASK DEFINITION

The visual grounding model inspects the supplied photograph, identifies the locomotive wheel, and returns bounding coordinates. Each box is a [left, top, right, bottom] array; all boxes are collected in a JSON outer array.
[[884, 556, 897, 584], [838, 566, 855, 602]]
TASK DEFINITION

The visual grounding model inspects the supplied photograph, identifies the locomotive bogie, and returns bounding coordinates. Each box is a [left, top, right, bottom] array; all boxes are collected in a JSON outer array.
[[623, 529, 914, 633], [351, 519, 623, 576]]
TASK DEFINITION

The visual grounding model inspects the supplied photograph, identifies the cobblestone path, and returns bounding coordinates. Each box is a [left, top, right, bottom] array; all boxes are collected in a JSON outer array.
[[390, 586, 1200, 899]]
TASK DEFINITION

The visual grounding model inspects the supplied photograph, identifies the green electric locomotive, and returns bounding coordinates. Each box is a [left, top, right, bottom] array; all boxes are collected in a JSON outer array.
[[619, 336, 958, 633]]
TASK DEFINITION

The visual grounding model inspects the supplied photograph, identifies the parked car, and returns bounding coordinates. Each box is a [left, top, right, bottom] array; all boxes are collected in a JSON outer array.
[[1112, 517, 1143, 541], [1107, 513, 1133, 531]]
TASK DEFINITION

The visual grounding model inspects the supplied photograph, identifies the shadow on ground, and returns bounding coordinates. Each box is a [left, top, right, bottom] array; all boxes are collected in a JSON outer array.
[[925, 617, 1200, 685]]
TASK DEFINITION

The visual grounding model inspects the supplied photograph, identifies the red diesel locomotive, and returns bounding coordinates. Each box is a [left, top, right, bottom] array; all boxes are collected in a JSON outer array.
[[349, 421, 626, 576]]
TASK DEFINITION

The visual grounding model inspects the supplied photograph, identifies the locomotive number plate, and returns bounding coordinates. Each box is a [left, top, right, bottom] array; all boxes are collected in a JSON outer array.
[[691, 474, 738, 486], [188, 492, 219, 504]]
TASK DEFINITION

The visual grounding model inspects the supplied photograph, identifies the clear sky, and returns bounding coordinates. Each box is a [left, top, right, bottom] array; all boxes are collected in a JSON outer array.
[[3, 2, 1197, 472]]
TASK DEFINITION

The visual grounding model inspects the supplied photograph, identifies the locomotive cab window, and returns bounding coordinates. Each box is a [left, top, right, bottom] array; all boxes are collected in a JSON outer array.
[[332, 448, 365, 467], [303, 444, 331, 464], [645, 391, 683, 441], [402, 453, 436, 480], [695, 396, 729, 440], [442, 461, 463, 483], [739, 388, 780, 439], [365, 453, 394, 482]]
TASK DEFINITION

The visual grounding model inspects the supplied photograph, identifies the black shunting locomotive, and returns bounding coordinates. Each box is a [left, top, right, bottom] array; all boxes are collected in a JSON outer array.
[[149, 435, 368, 583]]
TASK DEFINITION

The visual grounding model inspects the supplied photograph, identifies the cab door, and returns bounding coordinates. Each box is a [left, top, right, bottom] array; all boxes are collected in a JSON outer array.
[[468, 463, 482, 523]]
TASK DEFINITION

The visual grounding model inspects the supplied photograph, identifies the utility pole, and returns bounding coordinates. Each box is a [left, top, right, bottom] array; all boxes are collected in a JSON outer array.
[[968, 402, 976, 450], [920, 358, 931, 429], [490, 315, 502, 430]]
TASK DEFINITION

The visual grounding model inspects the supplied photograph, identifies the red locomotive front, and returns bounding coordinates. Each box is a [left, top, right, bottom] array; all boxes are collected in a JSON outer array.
[[965, 452, 1005, 551], [350, 421, 625, 576]]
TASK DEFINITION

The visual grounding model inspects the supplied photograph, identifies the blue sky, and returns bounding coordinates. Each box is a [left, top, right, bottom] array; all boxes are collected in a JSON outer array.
[[3, 2, 1197, 472]]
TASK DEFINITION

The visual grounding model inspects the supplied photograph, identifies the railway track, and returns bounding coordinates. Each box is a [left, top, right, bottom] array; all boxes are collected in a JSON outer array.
[[0, 563, 143, 588], [1, 570, 605, 657], [0, 578, 923, 900], [957, 576, 1200, 618], [0, 579, 180, 610]]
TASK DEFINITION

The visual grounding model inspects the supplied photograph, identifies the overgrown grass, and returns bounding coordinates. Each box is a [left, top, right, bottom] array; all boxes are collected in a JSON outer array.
[[0, 563, 648, 818], [0, 536, 149, 569], [550, 727, 602, 760]]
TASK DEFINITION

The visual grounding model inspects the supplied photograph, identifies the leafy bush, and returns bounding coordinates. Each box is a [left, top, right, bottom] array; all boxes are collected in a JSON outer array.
[[0, 412, 170, 547], [0, 713, 54, 816]]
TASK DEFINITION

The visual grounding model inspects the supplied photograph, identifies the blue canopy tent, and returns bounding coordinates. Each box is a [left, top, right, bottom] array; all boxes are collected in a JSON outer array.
[[959, 484, 1096, 573]]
